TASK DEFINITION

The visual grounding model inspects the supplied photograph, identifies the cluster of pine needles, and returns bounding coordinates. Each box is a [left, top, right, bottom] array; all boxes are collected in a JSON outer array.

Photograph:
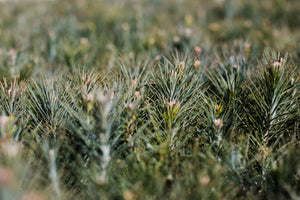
[[0, 0, 300, 199]]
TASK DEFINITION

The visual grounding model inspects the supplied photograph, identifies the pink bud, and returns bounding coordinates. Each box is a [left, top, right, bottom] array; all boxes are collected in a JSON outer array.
[[168, 100, 176, 108], [194, 46, 202, 56], [194, 60, 200, 69], [273, 61, 281, 67], [0, 167, 13, 186], [213, 119, 223, 129]]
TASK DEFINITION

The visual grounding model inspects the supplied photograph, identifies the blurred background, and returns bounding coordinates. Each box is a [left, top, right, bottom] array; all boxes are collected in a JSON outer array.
[[0, 0, 299, 80]]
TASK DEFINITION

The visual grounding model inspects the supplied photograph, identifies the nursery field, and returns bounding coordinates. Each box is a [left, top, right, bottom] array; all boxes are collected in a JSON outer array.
[[0, 0, 300, 199]]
